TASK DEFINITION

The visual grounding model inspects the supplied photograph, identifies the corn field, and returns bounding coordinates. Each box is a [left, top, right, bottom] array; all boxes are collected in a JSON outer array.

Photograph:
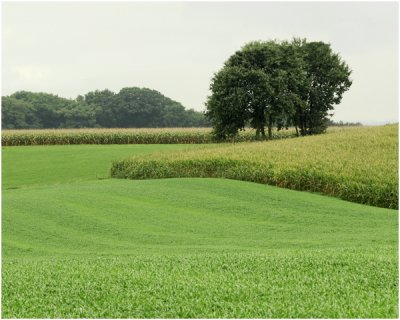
[[2, 128, 297, 146], [111, 125, 398, 209]]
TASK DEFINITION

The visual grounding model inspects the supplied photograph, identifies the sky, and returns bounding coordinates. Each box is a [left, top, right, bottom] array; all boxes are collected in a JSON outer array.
[[2, 1, 398, 124]]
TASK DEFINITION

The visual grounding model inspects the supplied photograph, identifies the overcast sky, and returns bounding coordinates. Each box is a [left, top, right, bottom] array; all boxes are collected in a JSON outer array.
[[2, 1, 398, 124]]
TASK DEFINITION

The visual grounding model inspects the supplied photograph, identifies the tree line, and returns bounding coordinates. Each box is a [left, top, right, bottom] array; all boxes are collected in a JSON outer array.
[[2, 88, 210, 129], [206, 39, 352, 139], [2, 38, 352, 133]]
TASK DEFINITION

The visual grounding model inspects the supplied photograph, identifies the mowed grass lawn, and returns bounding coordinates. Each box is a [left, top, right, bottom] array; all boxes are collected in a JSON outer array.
[[2, 144, 211, 189], [2, 139, 398, 318]]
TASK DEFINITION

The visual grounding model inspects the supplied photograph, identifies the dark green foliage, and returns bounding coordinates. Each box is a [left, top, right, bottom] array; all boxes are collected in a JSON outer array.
[[206, 66, 272, 140], [83, 89, 116, 127], [179, 109, 209, 127], [295, 41, 352, 135], [206, 39, 352, 139], [114, 88, 160, 127], [10, 91, 70, 128], [2, 88, 209, 129], [327, 119, 363, 127], [1, 97, 40, 129]]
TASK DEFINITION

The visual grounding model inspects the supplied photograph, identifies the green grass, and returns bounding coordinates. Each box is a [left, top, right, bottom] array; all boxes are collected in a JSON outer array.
[[4, 179, 396, 257], [3, 250, 397, 318], [3, 178, 398, 318], [2, 144, 209, 189], [111, 125, 398, 209], [2, 128, 398, 318]]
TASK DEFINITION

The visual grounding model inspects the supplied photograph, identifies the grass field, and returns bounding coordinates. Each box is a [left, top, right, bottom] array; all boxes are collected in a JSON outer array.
[[2, 127, 398, 318], [2, 144, 210, 189]]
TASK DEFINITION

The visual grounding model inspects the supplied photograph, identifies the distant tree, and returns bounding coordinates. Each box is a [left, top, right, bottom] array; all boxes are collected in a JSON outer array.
[[10, 91, 70, 128], [161, 103, 187, 127], [115, 87, 169, 127], [83, 89, 116, 127], [59, 101, 97, 128], [182, 109, 210, 127], [113, 87, 209, 128], [1, 97, 40, 129], [326, 119, 362, 127], [2, 88, 208, 129]]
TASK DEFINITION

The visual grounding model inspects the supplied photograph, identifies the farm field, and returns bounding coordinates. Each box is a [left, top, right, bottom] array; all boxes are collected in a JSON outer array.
[[2, 126, 398, 318], [2, 144, 211, 189], [1, 127, 296, 146], [113, 125, 398, 209]]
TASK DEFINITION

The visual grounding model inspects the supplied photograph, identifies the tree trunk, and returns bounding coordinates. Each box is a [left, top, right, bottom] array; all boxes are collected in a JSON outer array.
[[295, 126, 299, 137], [261, 126, 266, 140], [267, 126, 272, 139], [267, 115, 273, 139]]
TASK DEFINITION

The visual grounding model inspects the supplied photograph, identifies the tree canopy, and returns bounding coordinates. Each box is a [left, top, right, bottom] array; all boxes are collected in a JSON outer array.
[[206, 39, 352, 139], [2, 88, 209, 129]]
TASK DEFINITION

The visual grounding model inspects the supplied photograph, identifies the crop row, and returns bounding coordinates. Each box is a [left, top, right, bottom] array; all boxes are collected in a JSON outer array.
[[111, 125, 398, 209], [1, 128, 296, 146]]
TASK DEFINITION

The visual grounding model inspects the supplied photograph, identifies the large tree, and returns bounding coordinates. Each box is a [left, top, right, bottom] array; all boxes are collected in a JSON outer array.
[[206, 65, 272, 139], [294, 40, 352, 135], [206, 39, 352, 139]]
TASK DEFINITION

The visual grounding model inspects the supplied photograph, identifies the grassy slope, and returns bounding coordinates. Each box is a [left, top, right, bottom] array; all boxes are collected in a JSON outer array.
[[4, 179, 396, 257], [2, 136, 398, 318], [2, 144, 210, 189], [111, 125, 398, 208], [3, 179, 398, 318]]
